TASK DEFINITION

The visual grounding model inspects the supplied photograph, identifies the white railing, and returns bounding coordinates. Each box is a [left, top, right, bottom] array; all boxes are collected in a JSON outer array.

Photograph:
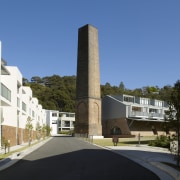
[[129, 111, 164, 119]]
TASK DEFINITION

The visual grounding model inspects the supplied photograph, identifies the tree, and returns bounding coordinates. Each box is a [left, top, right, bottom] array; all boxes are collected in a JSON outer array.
[[25, 116, 33, 146], [31, 76, 43, 83], [119, 81, 125, 93], [168, 80, 180, 167], [41, 124, 51, 139]]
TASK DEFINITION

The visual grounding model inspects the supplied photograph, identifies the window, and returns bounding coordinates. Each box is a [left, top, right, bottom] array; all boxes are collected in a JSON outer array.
[[17, 97, 20, 107], [123, 96, 134, 102], [1, 83, 11, 101], [132, 106, 141, 112], [140, 98, 149, 105], [66, 113, 75, 117], [52, 120, 57, 124], [22, 102, 26, 112], [52, 113, 57, 117], [149, 108, 157, 113], [155, 100, 163, 107], [64, 121, 70, 127]]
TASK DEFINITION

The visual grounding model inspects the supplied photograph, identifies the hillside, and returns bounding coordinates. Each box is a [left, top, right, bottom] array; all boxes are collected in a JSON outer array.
[[23, 75, 173, 112]]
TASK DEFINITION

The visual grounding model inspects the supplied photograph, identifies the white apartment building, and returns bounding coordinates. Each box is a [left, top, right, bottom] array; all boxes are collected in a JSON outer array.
[[59, 112, 75, 132], [46, 110, 59, 135], [0, 42, 46, 148], [46, 111, 75, 135]]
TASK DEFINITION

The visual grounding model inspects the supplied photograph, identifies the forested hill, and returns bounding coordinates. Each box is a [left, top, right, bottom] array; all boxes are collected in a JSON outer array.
[[23, 75, 174, 112]]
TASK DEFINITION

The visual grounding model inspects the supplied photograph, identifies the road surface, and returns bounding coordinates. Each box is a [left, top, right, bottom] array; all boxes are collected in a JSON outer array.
[[0, 136, 160, 180]]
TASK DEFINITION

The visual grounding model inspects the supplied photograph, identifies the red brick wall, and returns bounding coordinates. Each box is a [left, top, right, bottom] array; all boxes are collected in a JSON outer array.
[[2, 125, 16, 146], [2, 125, 38, 147], [102, 118, 131, 138]]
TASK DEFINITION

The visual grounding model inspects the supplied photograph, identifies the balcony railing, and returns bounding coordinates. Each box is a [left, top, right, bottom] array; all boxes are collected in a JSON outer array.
[[128, 111, 164, 119]]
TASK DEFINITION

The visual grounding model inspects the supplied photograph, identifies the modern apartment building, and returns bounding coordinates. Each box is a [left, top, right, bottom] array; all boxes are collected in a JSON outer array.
[[0, 42, 46, 148], [102, 94, 170, 137], [46, 110, 59, 135], [46, 110, 75, 135], [59, 112, 75, 132]]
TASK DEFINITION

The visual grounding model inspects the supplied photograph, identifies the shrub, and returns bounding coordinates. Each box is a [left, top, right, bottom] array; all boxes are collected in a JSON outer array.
[[148, 135, 170, 148]]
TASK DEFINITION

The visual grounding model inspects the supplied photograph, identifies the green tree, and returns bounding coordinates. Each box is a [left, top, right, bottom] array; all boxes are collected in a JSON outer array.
[[31, 76, 43, 83], [168, 80, 180, 167], [25, 116, 33, 146], [41, 124, 51, 138], [119, 81, 125, 93]]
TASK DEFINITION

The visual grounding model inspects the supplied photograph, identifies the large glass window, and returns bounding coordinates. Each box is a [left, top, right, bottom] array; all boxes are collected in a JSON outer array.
[[52, 112, 57, 117], [132, 106, 141, 112], [17, 97, 20, 107], [123, 96, 134, 102], [140, 98, 149, 105], [155, 100, 163, 107], [66, 113, 75, 117], [149, 108, 157, 113], [22, 102, 26, 112], [1, 83, 11, 101]]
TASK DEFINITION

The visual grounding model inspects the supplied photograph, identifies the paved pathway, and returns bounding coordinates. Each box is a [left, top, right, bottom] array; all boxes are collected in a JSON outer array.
[[105, 145, 180, 180]]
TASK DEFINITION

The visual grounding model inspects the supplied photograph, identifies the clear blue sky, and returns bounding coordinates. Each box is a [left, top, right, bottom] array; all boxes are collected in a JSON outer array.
[[0, 0, 179, 90]]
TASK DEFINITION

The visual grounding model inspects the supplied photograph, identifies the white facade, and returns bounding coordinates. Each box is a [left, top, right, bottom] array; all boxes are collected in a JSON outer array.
[[45, 111, 75, 135], [46, 110, 59, 135], [0, 42, 46, 148], [59, 112, 75, 132]]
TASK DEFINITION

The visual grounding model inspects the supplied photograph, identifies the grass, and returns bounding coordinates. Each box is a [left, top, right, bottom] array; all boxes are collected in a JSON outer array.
[[92, 136, 156, 147], [0, 146, 27, 160]]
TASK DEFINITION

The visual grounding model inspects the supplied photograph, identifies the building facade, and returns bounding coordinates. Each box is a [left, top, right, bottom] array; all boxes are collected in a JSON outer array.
[[102, 94, 170, 137], [46, 110, 75, 135], [0, 42, 46, 148], [59, 112, 75, 132]]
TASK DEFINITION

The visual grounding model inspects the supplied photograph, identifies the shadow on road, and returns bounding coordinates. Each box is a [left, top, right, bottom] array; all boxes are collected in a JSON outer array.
[[0, 137, 160, 180]]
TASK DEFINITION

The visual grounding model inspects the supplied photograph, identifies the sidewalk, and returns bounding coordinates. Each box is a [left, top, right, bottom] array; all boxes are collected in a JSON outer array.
[[0, 137, 52, 171], [105, 145, 180, 180]]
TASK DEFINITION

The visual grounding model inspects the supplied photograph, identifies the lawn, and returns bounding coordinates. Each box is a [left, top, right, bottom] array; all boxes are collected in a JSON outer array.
[[91, 136, 156, 147]]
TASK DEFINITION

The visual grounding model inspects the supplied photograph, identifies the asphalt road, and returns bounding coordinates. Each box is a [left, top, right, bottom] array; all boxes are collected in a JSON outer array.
[[0, 136, 160, 180]]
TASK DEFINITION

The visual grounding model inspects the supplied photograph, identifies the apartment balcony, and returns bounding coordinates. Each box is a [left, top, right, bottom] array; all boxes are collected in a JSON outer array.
[[128, 111, 164, 120]]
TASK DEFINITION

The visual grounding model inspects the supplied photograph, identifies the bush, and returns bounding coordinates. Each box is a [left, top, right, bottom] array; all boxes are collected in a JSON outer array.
[[59, 130, 73, 135], [148, 135, 170, 148], [1, 137, 10, 154]]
